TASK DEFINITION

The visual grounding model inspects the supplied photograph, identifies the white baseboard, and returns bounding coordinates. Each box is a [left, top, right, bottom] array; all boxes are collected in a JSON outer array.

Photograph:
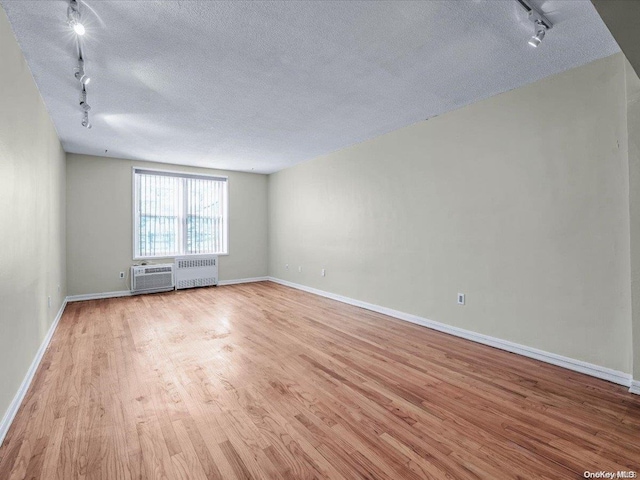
[[218, 276, 269, 286], [630, 380, 640, 395], [0, 298, 68, 446], [66, 290, 133, 302], [268, 277, 635, 392]]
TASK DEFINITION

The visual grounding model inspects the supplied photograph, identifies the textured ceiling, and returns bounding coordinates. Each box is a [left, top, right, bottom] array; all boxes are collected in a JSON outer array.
[[1, 0, 619, 173]]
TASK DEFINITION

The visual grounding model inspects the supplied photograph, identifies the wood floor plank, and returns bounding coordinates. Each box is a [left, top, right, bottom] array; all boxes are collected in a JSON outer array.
[[39, 417, 65, 480], [170, 421, 210, 480], [1, 281, 639, 479]]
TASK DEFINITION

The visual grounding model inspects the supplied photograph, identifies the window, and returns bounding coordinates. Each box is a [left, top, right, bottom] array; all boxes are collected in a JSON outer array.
[[133, 168, 228, 258]]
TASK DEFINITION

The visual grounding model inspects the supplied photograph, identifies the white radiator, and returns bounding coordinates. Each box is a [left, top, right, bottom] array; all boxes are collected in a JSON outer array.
[[175, 255, 218, 290], [131, 264, 175, 294]]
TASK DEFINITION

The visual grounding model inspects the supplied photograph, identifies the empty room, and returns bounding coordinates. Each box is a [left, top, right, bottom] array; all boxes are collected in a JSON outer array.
[[1, 0, 640, 478]]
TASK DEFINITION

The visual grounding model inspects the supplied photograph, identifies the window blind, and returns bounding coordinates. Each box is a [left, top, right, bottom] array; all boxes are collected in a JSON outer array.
[[133, 169, 228, 258]]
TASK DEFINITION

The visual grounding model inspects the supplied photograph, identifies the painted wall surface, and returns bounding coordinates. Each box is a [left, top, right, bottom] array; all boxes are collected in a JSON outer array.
[[0, 8, 66, 422], [592, 0, 640, 79], [66, 154, 268, 295], [269, 53, 633, 373], [626, 58, 640, 380]]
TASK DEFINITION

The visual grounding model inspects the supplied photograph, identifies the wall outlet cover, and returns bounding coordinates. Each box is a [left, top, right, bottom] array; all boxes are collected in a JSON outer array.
[[457, 293, 465, 305]]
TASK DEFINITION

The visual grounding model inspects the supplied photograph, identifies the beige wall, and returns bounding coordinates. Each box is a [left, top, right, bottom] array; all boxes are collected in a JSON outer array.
[[626, 58, 640, 379], [269, 53, 633, 374], [592, 1, 640, 79], [66, 154, 268, 295], [0, 8, 66, 422]]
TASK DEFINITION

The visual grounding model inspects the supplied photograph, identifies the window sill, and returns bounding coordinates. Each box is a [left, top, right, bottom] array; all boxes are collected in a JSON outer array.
[[133, 253, 229, 261]]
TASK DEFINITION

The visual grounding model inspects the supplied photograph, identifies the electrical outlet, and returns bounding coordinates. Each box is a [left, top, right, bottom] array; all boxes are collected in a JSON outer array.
[[321, 268, 326, 277], [457, 293, 465, 305], [298, 266, 302, 273], [119, 272, 125, 279], [285, 264, 289, 270]]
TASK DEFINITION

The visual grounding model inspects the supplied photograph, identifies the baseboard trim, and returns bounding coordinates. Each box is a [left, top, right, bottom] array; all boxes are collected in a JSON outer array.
[[630, 380, 640, 395], [267, 277, 634, 390], [218, 276, 269, 286], [0, 298, 68, 447], [66, 290, 133, 302]]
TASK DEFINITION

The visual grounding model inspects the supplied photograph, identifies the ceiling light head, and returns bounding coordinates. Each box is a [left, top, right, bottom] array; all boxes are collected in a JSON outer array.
[[528, 20, 547, 48], [73, 22, 86, 36], [74, 60, 90, 85], [79, 84, 90, 110], [517, 1, 552, 48], [75, 72, 91, 85], [82, 111, 92, 129]]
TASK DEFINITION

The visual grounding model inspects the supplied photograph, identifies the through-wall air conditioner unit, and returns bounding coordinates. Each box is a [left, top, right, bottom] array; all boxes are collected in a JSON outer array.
[[175, 255, 218, 290], [131, 264, 175, 294]]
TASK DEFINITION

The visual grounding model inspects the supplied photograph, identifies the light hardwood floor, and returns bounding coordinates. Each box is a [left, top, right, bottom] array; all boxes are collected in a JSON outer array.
[[0, 281, 639, 479]]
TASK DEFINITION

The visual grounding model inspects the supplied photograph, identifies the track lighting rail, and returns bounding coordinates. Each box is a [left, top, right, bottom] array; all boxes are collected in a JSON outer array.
[[67, 0, 93, 128]]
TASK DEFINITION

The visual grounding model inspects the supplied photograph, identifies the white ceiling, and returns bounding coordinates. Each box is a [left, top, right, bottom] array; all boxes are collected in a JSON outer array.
[[1, 0, 619, 174]]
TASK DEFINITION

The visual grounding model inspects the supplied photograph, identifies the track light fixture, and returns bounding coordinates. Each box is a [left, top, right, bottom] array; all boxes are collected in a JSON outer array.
[[80, 85, 91, 112], [80, 87, 91, 127], [74, 58, 91, 85], [74, 22, 85, 36], [67, 0, 95, 129], [528, 21, 547, 48], [67, 0, 85, 36], [82, 111, 92, 129], [514, 0, 552, 48]]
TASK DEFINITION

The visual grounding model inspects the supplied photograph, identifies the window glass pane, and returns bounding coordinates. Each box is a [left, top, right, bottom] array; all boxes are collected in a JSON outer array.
[[186, 178, 226, 254], [136, 173, 181, 257]]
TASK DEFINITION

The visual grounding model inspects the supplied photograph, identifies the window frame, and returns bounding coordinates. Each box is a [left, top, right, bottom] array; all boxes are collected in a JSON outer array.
[[132, 166, 229, 260]]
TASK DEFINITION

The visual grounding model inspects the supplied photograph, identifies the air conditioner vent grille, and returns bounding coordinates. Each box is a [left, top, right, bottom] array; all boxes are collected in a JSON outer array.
[[144, 266, 173, 274], [131, 263, 175, 294], [136, 273, 173, 290]]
